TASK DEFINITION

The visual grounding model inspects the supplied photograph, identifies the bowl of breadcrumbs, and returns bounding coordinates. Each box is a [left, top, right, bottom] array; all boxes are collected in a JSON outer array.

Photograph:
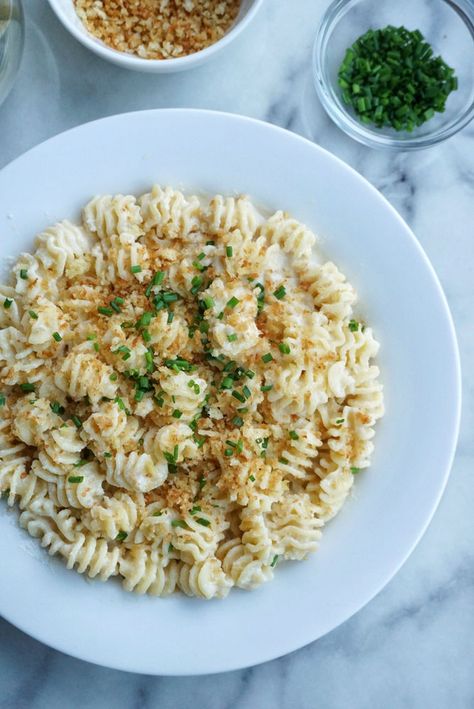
[[47, 0, 264, 72]]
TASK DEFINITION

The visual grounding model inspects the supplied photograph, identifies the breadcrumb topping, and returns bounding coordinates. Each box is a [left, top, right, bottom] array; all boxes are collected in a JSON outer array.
[[74, 0, 241, 59]]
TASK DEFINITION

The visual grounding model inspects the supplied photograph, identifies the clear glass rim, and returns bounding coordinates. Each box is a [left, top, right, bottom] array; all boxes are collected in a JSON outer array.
[[313, 0, 474, 150]]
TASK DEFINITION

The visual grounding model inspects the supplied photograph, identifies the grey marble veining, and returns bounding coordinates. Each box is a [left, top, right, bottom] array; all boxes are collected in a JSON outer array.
[[1, 1, 473, 707]]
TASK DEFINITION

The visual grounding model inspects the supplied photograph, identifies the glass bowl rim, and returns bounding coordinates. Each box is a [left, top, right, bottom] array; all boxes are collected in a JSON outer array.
[[313, 0, 474, 150]]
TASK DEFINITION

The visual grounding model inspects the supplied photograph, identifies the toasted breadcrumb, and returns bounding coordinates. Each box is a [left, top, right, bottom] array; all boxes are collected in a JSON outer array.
[[74, 0, 241, 59]]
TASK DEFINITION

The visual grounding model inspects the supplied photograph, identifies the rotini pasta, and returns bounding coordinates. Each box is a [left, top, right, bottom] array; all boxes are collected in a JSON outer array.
[[0, 186, 383, 599]]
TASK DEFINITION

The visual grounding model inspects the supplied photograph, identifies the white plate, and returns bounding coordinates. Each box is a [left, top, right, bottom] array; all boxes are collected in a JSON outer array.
[[0, 109, 461, 675]]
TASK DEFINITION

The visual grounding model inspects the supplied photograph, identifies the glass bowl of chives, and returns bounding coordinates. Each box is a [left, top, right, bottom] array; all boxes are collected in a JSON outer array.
[[313, 0, 474, 150]]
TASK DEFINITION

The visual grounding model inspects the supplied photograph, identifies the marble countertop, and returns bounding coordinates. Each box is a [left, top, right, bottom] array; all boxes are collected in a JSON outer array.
[[1, 1, 473, 707]]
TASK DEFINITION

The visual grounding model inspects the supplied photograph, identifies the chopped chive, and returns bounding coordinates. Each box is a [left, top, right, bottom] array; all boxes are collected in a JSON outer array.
[[131, 264, 142, 274], [142, 329, 151, 343], [73, 459, 88, 467], [103, 452, 112, 458], [206, 240, 215, 246], [120, 321, 133, 329], [245, 370, 255, 379], [28, 310, 38, 319], [227, 333, 238, 342], [201, 295, 215, 310], [232, 416, 244, 427], [336, 418, 345, 424], [351, 467, 361, 474], [224, 448, 234, 457], [242, 385, 251, 400], [226, 296, 239, 309], [232, 390, 246, 403], [52, 332, 62, 342], [196, 517, 210, 527], [98, 306, 113, 316], [237, 407, 249, 413], [198, 476, 206, 490], [110, 300, 121, 313], [221, 376, 233, 390], [225, 439, 237, 448], [68, 475, 84, 483], [261, 353, 273, 364], [19, 383, 35, 392], [109, 373, 118, 382], [19, 269, 28, 280], [93, 342, 99, 352], [225, 246, 233, 257], [136, 311, 153, 329], [171, 519, 188, 529], [279, 457, 289, 465], [172, 409, 183, 419], [349, 320, 359, 332], [162, 292, 179, 303], [72, 415, 82, 428], [278, 342, 290, 355], [249, 475, 256, 482], [3, 298, 13, 309], [152, 271, 165, 287], [0, 395, 5, 406], [217, 312, 224, 320], [289, 430, 299, 440], [273, 285, 286, 300], [115, 397, 126, 411], [134, 389, 144, 402], [261, 384, 273, 392], [115, 531, 128, 541], [50, 401, 65, 415], [190, 505, 201, 515], [271, 554, 279, 568]]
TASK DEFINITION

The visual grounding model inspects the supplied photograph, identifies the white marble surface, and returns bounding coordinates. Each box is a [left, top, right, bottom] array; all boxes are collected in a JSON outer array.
[[1, 1, 473, 706]]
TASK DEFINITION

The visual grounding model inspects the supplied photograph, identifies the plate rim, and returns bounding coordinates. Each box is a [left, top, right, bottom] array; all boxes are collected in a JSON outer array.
[[0, 108, 462, 675]]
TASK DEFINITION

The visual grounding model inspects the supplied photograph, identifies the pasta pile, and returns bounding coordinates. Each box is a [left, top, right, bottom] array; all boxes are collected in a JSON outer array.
[[0, 187, 384, 599]]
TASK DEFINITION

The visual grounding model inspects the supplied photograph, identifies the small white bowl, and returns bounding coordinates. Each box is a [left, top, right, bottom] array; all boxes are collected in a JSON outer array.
[[47, 0, 264, 73]]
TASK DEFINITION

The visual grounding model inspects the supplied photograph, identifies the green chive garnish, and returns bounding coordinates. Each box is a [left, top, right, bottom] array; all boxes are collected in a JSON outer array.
[[19, 269, 28, 280], [289, 430, 299, 440], [115, 531, 128, 541], [3, 298, 12, 309], [351, 467, 361, 474], [232, 416, 244, 427], [271, 554, 279, 567], [225, 246, 233, 257], [261, 384, 273, 392], [226, 296, 239, 309], [19, 383, 35, 392], [261, 353, 273, 364], [52, 332, 62, 342], [278, 342, 290, 355], [72, 415, 82, 428], [28, 310, 38, 319], [338, 26, 458, 132], [131, 265, 142, 273], [171, 519, 188, 529], [249, 475, 256, 482], [0, 395, 6, 406], [50, 401, 64, 415], [98, 306, 113, 316], [172, 409, 182, 419], [232, 390, 246, 403], [196, 517, 210, 527], [273, 285, 286, 300], [349, 320, 359, 332], [68, 475, 84, 484], [227, 333, 238, 342]]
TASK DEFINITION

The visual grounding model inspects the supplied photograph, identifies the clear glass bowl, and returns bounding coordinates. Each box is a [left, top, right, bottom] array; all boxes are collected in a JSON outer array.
[[0, 0, 24, 107], [313, 0, 474, 150]]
